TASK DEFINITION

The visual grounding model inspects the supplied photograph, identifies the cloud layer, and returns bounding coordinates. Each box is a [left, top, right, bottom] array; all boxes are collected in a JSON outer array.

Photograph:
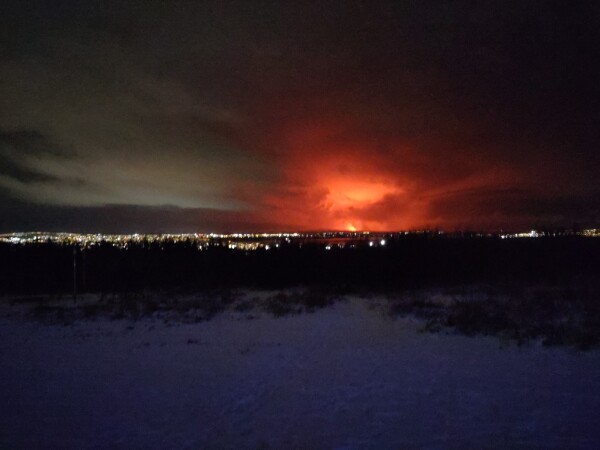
[[1, 1, 599, 231]]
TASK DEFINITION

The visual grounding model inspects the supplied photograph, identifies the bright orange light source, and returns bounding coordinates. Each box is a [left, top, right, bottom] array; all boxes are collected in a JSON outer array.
[[324, 178, 400, 211], [347, 223, 357, 232]]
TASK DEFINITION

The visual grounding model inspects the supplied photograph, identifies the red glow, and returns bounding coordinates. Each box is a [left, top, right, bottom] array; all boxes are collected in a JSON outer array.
[[251, 122, 425, 231], [233, 109, 534, 232], [321, 177, 400, 210]]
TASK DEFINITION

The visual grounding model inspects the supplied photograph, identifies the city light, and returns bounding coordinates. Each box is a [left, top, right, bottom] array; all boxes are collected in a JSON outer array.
[[0, 228, 597, 251]]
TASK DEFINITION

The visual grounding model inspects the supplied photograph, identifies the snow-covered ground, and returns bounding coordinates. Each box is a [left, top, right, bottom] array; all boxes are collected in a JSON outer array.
[[1, 296, 599, 449]]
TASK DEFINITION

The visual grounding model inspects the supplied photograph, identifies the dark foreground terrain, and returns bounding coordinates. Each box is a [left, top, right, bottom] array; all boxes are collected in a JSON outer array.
[[2, 235, 599, 294], [1, 235, 600, 449], [2, 294, 599, 449], [2, 235, 600, 348]]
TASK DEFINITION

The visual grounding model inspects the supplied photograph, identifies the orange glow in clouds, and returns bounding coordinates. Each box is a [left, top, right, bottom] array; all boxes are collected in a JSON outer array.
[[259, 122, 419, 231], [321, 177, 401, 211], [312, 173, 406, 230]]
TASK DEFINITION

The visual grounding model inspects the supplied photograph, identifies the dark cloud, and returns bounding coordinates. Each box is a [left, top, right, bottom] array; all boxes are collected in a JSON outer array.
[[0, 130, 71, 157], [0, 129, 81, 194], [0, 196, 282, 234], [0, 155, 58, 184], [427, 188, 600, 231]]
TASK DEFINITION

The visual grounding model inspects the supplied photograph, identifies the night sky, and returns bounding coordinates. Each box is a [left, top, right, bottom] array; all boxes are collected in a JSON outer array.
[[1, 1, 599, 232]]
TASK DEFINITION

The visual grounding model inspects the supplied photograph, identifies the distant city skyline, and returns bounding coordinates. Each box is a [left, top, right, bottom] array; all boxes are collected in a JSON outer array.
[[2, 228, 599, 250]]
